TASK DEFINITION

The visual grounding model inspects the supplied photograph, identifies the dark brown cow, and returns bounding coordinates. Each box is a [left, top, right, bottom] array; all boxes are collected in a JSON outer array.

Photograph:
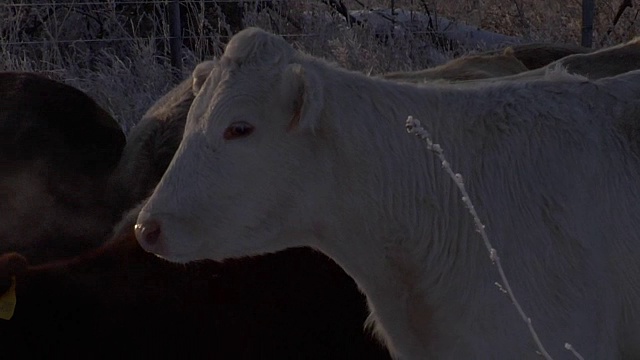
[[108, 60, 216, 212], [0, 72, 126, 264], [541, 37, 640, 79], [0, 218, 389, 359], [468, 37, 640, 83]]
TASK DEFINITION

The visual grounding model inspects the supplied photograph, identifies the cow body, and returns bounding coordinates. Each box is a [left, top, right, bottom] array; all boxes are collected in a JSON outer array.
[[0, 226, 388, 359], [0, 72, 126, 264], [382, 49, 528, 82], [136, 28, 640, 359], [482, 42, 592, 70]]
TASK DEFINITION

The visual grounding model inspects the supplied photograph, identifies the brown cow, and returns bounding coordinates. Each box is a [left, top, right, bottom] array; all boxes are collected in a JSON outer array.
[[382, 49, 529, 83], [382, 42, 592, 84], [482, 42, 593, 70], [0, 72, 126, 264]]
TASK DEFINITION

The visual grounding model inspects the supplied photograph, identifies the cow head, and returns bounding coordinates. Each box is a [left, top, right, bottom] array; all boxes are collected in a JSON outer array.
[[0, 72, 126, 263], [135, 28, 334, 263]]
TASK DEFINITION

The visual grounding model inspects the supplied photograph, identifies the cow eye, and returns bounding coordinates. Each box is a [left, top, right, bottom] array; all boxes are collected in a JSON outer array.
[[223, 121, 254, 140]]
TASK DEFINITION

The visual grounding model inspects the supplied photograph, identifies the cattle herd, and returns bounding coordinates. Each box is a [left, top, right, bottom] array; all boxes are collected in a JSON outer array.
[[1, 28, 640, 359]]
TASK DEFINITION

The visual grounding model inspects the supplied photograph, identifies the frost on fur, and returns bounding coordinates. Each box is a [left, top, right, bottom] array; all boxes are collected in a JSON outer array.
[[406, 115, 584, 360]]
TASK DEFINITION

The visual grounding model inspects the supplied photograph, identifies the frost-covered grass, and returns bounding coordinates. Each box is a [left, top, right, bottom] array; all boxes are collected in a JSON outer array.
[[2, 0, 636, 132]]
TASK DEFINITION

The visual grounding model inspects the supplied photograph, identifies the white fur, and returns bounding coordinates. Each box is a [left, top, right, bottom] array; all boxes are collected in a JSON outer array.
[[137, 28, 640, 359]]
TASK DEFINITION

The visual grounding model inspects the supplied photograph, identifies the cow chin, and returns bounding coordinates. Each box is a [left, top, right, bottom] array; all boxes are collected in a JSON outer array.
[[152, 252, 202, 265], [149, 232, 288, 265], [135, 207, 286, 264]]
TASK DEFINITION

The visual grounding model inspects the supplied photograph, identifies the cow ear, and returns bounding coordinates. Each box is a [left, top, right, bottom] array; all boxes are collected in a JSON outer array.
[[281, 63, 324, 132], [192, 59, 218, 95], [502, 46, 515, 56]]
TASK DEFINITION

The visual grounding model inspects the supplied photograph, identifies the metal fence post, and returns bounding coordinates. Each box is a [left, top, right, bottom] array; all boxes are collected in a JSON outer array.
[[581, 0, 595, 47]]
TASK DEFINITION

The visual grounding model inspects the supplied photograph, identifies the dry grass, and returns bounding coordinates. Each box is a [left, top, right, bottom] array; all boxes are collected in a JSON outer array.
[[1, 0, 637, 131], [349, 0, 638, 45]]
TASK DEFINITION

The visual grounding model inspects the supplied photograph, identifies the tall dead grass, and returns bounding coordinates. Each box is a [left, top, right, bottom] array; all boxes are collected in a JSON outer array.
[[0, 0, 637, 131]]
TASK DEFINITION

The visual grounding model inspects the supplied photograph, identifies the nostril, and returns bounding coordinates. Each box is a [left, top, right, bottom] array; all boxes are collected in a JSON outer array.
[[134, 220, 162, 246]]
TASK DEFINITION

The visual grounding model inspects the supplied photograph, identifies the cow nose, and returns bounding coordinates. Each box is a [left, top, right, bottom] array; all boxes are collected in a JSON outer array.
[[134, 219, 162, 246]]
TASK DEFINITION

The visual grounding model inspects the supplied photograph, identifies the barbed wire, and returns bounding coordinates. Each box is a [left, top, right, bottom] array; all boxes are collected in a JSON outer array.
[[1, 0, 261, 6], [0, 33, 320, 46], [0, 27, 513, 47]]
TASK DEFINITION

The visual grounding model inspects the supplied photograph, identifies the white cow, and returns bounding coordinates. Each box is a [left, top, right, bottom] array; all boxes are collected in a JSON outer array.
[[135, 27, 640, 359]]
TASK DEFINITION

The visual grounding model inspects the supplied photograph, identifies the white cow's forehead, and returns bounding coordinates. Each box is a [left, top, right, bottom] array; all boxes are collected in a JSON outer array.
[[188, 60, 284, 132], [192, 88, 265, 131], [212, 67, 275, 104]]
